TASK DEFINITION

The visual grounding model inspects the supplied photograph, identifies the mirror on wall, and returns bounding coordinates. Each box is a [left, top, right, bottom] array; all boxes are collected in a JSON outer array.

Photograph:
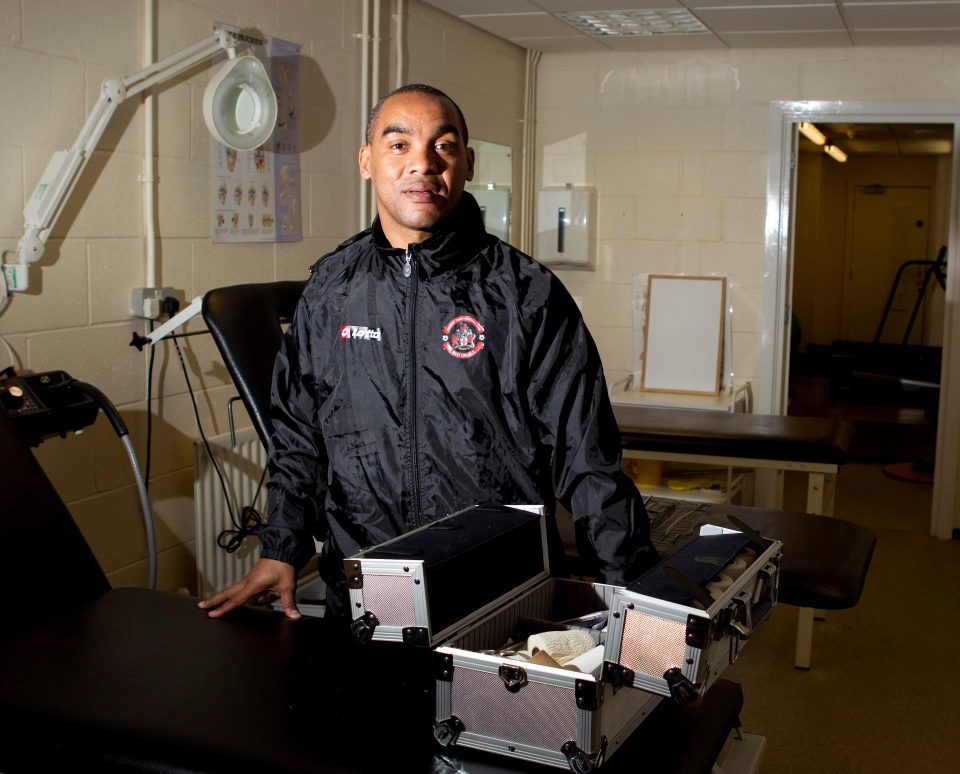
[[469, 139, 512, 242]]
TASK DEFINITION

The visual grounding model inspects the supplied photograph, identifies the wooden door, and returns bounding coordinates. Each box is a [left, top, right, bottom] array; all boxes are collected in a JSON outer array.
[[842, 185, 931, 344]]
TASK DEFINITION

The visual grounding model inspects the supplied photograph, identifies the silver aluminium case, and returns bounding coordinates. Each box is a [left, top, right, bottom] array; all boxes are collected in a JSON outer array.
[[603, 531, 782, 702], [345, 504, 549, 646], [434, 578, 661, 771]]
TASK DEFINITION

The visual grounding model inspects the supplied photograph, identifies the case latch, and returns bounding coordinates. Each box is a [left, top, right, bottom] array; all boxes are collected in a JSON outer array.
[[729, 593, 754, 639], [498, 663, 528, 692], [762, 558, 781, 605]]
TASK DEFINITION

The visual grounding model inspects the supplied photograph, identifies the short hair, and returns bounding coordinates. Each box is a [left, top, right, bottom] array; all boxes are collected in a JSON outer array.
[[364, 84, 469, 146]]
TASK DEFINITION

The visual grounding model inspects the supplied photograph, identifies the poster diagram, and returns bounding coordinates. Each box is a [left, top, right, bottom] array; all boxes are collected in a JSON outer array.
[[211, 36, 301, 243]]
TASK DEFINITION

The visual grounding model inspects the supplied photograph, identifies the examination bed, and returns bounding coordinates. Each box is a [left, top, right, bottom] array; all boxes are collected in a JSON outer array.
[[0, 404, 744, 773]]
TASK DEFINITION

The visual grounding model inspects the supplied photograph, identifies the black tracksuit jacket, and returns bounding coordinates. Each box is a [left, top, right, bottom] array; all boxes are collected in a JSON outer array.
[[260, 193, 656, 614]]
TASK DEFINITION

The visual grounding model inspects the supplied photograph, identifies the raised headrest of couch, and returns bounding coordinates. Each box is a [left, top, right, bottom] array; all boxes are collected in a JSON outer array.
[[202, 280, 307, 448], [0, 407, 110, 619]]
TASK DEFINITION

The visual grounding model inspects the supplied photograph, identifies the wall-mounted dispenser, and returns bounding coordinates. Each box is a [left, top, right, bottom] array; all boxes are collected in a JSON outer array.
[[536, 185, 596, 269], [470, 184, 511, 243]]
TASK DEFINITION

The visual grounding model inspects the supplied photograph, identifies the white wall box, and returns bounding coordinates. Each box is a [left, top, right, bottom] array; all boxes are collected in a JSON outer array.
[[537, 187, 597, 269]]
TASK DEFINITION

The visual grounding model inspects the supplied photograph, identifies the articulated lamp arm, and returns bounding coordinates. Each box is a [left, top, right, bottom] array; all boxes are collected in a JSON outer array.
[[5, 26, 268, 292]]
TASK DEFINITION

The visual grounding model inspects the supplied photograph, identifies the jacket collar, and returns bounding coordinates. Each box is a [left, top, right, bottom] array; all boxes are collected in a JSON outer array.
[[371, 192, 493, 277]]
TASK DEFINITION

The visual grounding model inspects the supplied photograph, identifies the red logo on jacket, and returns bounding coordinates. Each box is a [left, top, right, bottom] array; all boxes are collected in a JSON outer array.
[[441, 315, 485, 359]]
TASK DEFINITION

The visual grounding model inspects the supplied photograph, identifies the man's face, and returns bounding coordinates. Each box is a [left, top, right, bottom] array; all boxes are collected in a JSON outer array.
[[359, 91, 475, 248]]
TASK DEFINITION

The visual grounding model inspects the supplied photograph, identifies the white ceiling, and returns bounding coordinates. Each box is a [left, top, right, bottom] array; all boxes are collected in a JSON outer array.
[[420, 0, 960, 52]]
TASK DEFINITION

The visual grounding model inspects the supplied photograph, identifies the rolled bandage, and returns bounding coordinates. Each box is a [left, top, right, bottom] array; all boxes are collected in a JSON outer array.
[[724, 556, 749, 579], [526, 629, 597, 666], [706, 572, 733, 599], [563, 645, 606, 676], [528, 649, 563, 669]]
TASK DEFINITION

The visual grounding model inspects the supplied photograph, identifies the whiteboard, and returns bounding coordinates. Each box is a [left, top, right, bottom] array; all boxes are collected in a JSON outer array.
[[641, 275, 726, 395]]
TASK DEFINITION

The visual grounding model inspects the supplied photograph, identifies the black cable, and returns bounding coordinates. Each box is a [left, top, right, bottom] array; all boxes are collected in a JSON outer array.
[[171, 325, 270, 556], [145, 319, 155, 492], [216, 464, 268, 553], [171, 335, 239, 530]]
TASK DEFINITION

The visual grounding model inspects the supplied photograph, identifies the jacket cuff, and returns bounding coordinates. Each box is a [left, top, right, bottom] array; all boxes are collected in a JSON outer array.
[[258, 527, 317, 570]]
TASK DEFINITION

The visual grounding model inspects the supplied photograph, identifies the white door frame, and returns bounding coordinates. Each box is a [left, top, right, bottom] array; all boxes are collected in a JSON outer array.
[[761, 100, 960, 539]]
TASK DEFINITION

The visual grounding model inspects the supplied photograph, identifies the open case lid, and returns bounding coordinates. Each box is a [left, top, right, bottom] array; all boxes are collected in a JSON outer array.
[[345, 504, 549, 646]]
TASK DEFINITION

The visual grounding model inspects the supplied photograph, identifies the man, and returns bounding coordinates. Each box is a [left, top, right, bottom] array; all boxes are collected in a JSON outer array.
[[200, 84, 656, 620]]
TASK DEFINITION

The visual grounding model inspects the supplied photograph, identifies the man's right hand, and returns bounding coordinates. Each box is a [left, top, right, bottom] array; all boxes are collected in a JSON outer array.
[[197, 558, 301, 619]]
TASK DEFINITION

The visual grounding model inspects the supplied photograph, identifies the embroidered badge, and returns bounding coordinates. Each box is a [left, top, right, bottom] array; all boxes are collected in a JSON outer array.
[[441, 315, 485, 359], [339, 324, 382, 342]]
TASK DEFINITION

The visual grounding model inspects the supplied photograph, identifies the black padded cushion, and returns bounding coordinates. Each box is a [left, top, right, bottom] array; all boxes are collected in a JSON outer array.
[[0, 408, 109, 621], [0, 588, 744, 774], [614, 405, 854, 465], [202, 280, 307, 448], [642, 497, 875, 611], [730, 505, 877, 609]]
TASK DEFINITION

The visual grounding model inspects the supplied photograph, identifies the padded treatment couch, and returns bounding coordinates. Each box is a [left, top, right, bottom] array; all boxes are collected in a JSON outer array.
[[0, 405, 748, 773]]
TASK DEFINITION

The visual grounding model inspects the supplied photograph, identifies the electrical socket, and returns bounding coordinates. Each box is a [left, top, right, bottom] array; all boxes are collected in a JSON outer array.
[[131, 287, 178, 320]]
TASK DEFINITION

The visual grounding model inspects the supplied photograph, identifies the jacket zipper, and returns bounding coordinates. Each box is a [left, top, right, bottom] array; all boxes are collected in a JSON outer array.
[[405, 247, 422, 526]]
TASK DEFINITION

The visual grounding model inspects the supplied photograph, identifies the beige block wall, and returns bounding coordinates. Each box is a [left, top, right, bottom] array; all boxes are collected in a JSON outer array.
[[0, 0, 527, 593], [536, 45, 960, 390]]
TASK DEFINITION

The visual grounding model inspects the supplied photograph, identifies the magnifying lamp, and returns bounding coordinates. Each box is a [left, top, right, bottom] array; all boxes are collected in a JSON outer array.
[[2, 25, 278, 293], [204, 54, 277, 151]]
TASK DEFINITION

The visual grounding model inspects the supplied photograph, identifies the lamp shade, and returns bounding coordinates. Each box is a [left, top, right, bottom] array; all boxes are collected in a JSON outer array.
[[202, 55, 278, 151]]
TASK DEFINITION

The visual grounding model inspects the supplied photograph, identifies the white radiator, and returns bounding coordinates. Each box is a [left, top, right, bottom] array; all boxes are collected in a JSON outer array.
[[194, 426, 268, 598]]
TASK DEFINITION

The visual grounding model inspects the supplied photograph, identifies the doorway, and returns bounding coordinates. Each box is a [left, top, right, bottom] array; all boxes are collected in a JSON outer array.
[[761, 102, 960, 539]]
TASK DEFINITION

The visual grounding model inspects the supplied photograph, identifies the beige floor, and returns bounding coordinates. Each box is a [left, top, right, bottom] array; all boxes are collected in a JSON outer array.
[[723, 463, 960, 772]]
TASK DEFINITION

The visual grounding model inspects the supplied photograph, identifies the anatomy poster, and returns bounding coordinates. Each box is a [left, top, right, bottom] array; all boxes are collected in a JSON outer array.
[[211, 36, 301, 243]]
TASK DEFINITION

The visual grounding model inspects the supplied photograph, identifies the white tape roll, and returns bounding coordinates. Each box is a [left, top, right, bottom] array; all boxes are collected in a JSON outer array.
[[526, 629, 597, 665]]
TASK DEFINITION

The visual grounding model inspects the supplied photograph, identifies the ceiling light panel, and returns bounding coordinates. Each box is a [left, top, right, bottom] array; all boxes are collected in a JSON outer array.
[[558, 9, 709, 36]]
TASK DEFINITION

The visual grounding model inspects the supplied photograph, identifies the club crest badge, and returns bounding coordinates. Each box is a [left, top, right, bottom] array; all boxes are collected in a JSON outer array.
[[441, 315, 485, 360]]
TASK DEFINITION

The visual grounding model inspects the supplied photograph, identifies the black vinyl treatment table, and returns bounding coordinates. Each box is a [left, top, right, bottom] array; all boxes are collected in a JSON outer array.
[[0, 405, 874, 773], [613, 404, 870, 668]]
